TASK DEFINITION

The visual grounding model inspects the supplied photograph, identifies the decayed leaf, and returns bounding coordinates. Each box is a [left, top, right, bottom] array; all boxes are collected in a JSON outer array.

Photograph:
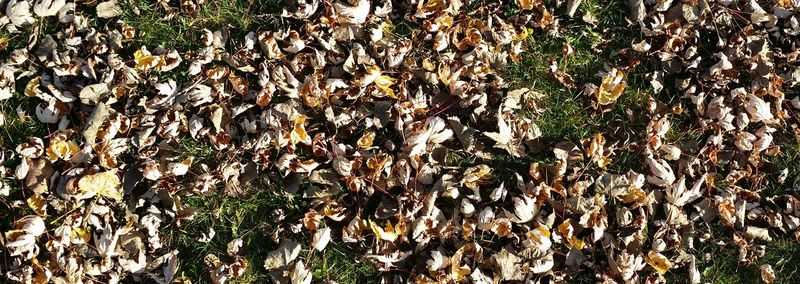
[[745, 226, 773, 242], [84, 102, 110, 145], [23, 159, 53, 194], [1, 0, 799, 282], [492, 249, 524, 281], [510, 195, 538, 223], [426, 250, 450, 272], [406, 117, 453, 156], [290, 115, 312, 145], [665, 175, 706, 207], [566, 0, 582, 17], [646, 157, 675, 187], [743, 93, 774, 123], [333, 0, 370, 24], [688, 255, 701, 284], [5, 215, 46, 259], [628, 0, 645, 22], [0, 67, 14, 100], [761, 264, 775, 284]]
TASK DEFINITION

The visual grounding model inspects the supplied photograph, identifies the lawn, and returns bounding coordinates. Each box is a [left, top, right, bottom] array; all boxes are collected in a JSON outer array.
[[2, 0, 800, 283]]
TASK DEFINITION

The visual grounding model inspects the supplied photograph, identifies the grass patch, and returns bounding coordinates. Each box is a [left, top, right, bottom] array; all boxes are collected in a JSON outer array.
[[179, 137, 218, 168], [166, 185, 378, 283], [0, 1, 793, 283], [763, 141, 800, 195], [310, 243, 381, 283], [121, 0, 282, 50], [0, 93, 49, 149], [666, 232, 800, 283], [167, 188, 305, 283], [504, 0, 651, 176]]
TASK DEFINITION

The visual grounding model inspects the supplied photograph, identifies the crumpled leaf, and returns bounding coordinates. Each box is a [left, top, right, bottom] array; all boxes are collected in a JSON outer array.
[[646, 157, 675, 187], [311, 227, 331, 252], [33, 0, 65, 17], [595, 68, 627, 105], [264, 239, 301, 270], [79, 83, 110, 105], [6, 0, 36, 29], [290, 261, 312, 284], [743, 93, 774, 123], [491, 249, 524, 281], [761, 264, 776, 284], [96, 0, 122, 18], [84, 102, 110, 145]]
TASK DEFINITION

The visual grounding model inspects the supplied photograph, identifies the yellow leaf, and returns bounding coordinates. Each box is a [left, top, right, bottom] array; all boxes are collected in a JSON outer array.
[[516, 0, 541, 10], [27, 194, 47, 216], [557, 219, 573, 239], [570, 236, 586, 250], [72, 227, 91, 243], [133, 48, 156, 70], [46, 138, 80, 162], [374, 75, 396, 88], [357, 131, 375, 149], [369, 220, 397, 242], [369, 219, 407, 242], [596, 69, 627, 105], [645, 251, 673, 274], [620, 186, 647, 204], [290, 115, 311, 145], [381, 21, 394, 34], [422, 58, 436, 71], [539, 9, 555, 27], [78, 171, 123, 201], [462, 165, 491, 190], [449, 243, 480, 281], [420, 0, 447, 13], [25, 77, 41, 97]]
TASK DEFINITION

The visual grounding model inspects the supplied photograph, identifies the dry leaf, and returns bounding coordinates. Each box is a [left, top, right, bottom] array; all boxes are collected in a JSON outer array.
[[96, 0, 122, 18], [595, 68, 627, 105], [78, 171, 122, 201]]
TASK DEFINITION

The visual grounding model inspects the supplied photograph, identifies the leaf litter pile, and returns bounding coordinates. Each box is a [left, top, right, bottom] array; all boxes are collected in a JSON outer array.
[[2, 0, 800, 283]]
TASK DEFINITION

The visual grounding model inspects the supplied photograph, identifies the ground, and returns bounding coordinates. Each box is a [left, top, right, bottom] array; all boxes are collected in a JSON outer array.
[[2, 0, 800, 283]]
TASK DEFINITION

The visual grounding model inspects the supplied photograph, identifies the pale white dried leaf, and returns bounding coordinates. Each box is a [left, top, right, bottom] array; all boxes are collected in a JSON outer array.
[[79, 83, 109, 105], [96, 0, 122, 18], [290, 261, 312, 284], [6, 0, 36, 29], [264, 239, 301, 270], [311, 227, 331, 252], [33, 0, 65, 17]]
